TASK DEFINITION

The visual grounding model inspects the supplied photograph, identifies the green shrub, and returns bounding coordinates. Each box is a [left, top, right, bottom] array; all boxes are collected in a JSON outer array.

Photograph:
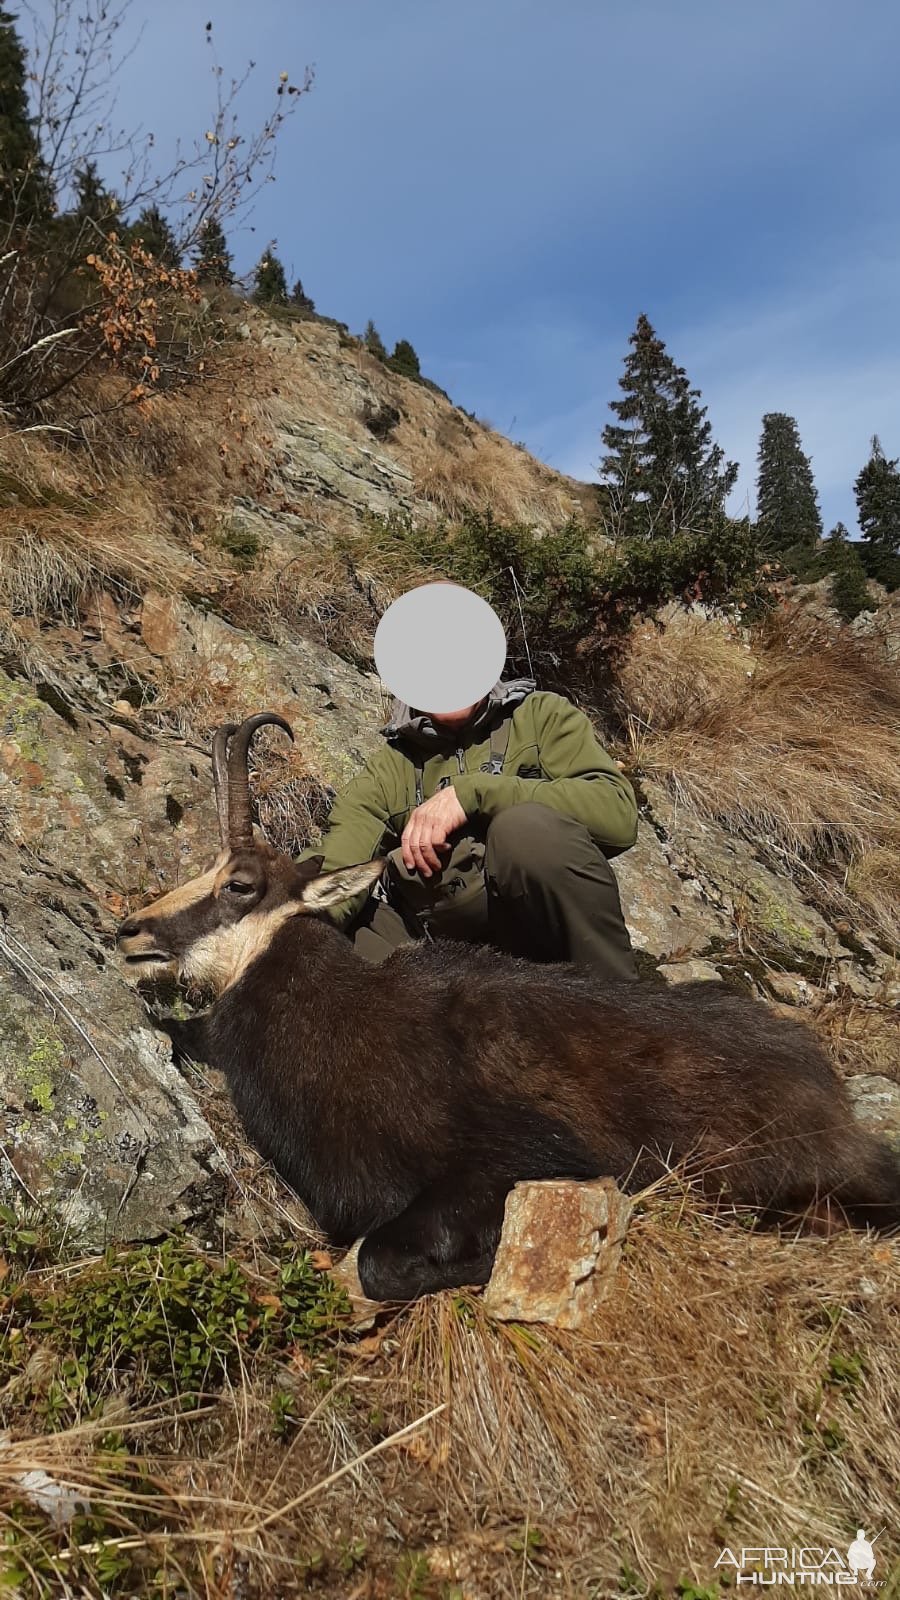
[[3, 1236, 349, 1424], [363, 510, 770, 680]]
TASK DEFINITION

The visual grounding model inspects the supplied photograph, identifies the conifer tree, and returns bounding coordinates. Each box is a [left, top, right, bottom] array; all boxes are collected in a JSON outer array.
[[601, 313, 737, 539], [0, 5, 52, 225], [253, 249, 288, 305], [290, 276, 314, 312], [132, 204, 180, 266], [854, 436, 900, 586], [363, 319, 387, 361], [194, 216, 233, 284], [755, 413, 822, 557], [820, 524, 872, 621], [389, 338, 420, 379], [72, 160, 120, 230]]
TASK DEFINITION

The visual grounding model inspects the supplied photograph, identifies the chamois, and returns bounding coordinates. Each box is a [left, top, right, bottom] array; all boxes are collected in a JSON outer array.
[[117, 713, 900, 1300]]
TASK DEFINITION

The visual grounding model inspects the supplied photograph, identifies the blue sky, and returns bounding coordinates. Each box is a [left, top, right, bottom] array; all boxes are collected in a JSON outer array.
[[25, 0, 900, 531]]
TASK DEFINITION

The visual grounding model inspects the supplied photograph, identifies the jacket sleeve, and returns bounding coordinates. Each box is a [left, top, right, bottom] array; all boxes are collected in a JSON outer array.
[[295, 751, 394, 928], [452, 692, 638, 855]]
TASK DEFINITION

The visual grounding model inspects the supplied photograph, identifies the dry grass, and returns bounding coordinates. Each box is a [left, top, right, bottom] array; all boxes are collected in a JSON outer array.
[[2, 1183, 898, 1597], [815, 997, 900, 1084], [412, 423, 575, 528], [0, 332, 282, 627], [619, 610, 900, 950]]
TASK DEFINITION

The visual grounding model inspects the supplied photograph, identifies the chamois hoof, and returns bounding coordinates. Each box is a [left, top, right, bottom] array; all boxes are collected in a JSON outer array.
[[331, 1238, 384, 1328]]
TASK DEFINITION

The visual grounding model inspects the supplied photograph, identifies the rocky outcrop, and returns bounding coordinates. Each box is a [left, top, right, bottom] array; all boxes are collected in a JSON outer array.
[[0, 860, 218, 1244]]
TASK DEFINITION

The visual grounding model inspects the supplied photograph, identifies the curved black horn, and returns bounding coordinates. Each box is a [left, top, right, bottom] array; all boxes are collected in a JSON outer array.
[[226, 712, 294, 847], [211, 723, 238, 850]]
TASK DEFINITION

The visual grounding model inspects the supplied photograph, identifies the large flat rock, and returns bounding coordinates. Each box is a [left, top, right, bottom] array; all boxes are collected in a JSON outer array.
[[614, 819, 729, 962], [0, 862, 219, 1245]]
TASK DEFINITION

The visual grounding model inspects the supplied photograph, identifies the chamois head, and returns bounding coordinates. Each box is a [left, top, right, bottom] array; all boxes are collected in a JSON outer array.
[[116, 713, 382, 993]]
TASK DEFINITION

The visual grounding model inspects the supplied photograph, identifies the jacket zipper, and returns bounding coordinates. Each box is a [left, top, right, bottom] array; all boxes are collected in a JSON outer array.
[[456, 748, 465, 773]]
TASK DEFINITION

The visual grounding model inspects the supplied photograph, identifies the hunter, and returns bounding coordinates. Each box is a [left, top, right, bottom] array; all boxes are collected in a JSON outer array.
[[304, 676, 639, 980]]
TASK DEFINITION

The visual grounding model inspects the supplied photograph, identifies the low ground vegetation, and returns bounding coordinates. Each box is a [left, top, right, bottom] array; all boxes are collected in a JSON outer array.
[[1, 1176, 898, 1597]]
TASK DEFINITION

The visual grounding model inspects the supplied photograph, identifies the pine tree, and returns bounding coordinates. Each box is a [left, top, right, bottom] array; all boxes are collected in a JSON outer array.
[[817, 522, 871, 621], [132, 204, 180, 267], [601, 313, 737, 539], [289, 276, 314, 313], [253, 249, 288, 305], [755, 413, 822, 558], [194, 216, 233, 284], [0, 5, 52, 225], [389, 338, 420, 379], [822, 521, 850, 565], [854, 437, 900, 587], [72, 160, 120, 230], [363, 320, 387, 361]]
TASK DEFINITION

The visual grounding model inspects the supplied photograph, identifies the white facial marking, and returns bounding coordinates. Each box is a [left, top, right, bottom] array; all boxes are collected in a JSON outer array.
[[180, 901, 304, 993]]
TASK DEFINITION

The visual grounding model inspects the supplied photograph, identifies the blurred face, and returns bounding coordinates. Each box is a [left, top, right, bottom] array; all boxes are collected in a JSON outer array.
[[427, 700, 484, 733]]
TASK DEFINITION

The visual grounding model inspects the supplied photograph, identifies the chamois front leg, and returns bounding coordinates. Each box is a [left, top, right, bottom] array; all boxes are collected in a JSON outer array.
[[356, 1170, 511, 1301]]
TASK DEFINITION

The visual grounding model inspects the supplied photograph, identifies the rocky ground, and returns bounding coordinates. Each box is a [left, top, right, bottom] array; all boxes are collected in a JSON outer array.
[[1, 308, 896, 1600], [2, 317, 897, 1234]]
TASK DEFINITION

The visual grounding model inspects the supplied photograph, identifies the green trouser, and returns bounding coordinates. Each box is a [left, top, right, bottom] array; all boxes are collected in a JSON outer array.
[[349, 803, 637, 981]]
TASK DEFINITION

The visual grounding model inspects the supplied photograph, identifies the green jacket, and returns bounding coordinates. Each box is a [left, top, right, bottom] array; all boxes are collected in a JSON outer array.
[[301, 682, 638, 929]]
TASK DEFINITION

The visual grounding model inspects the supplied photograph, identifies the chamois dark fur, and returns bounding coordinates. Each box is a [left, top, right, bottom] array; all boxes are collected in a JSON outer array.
[[118, 715, 900, 1301]]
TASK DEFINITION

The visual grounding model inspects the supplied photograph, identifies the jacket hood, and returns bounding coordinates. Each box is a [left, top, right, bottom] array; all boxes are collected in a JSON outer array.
[[381, 677, 536, 751]]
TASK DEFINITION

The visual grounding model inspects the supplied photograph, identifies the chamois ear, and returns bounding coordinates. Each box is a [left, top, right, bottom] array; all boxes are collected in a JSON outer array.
[[300, 858, 385, 911]]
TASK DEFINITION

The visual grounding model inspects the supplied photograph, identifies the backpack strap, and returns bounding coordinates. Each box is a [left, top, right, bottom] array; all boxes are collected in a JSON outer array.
[[408, 705, 514, 805], [481, 711, 512, 776]]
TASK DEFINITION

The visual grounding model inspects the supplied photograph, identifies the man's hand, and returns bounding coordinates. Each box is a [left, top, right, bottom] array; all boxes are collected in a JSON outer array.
[[401, 785, 467, 878]]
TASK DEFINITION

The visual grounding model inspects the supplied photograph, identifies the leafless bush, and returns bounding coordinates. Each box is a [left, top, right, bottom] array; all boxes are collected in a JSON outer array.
[[2, 1, 311, 422]]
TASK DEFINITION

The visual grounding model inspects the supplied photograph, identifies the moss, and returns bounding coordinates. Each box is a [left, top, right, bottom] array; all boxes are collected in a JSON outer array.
[[0, 667, 48, 767], [18, 1028, 65, 1113], [751, 889, 815, 949]]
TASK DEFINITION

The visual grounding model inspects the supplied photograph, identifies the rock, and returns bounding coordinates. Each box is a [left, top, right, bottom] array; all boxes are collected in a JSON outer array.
[[483, 1177, 631, 1331], [136, 591, 382, 790], [659, 959, 722, 985], [846, 1076, 900, 1155], [640, 777, 839, 964], [278, 418, 416, 520], [615, 820, 729, 961], [766, 972, 822, 1006], [0, 867, 220, 1245]]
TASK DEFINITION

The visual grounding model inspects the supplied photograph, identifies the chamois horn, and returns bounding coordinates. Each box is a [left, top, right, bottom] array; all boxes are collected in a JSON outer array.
[[211, 723, 238, 850], [226, 713, 294, 846]]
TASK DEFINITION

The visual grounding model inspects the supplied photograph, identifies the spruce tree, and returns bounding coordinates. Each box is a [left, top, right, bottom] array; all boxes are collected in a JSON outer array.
[[854, 437, 900, 587], [0, 5, 52, 225], [363, 320, 387, 361], [194, 216, 233, 284], [822, 521, 850, 565], [289, 276, 315, 312], [601, 313, 737, 539], [72, 160, 120, 230], [253, 249, 288, 305], [132, 204, 180, 267], [755, 413, 822, 558], [389, 338, 420, 379]]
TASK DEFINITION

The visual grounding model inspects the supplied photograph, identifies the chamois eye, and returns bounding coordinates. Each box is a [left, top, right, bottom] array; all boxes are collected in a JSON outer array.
[[224, 879, 257, 896]]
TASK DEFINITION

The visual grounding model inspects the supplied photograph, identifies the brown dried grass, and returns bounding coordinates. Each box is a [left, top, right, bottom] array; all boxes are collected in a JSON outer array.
[[619, 611, 900, 950], [3, 1185, 898, 1597], [412, 425, 575, 527]]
